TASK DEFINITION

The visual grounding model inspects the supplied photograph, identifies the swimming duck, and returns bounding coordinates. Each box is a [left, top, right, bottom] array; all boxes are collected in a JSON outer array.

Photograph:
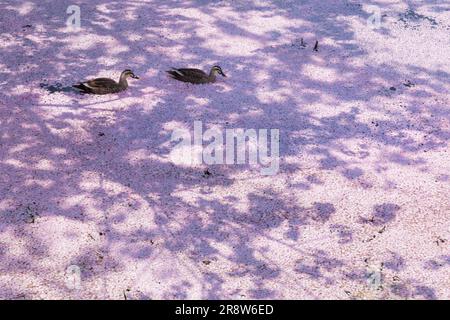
[[73, 69, 139, 94], [166, 65, 226, 84]]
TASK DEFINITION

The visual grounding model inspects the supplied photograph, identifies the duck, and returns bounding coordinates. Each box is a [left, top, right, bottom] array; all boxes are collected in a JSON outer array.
[[166, 65, 226, 84], [73, 69, 139, 94]]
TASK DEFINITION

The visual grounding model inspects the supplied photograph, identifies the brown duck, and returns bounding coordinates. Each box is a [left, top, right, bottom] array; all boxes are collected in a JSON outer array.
[[167, 65, 226, 84], [73, 69, 139, 94]]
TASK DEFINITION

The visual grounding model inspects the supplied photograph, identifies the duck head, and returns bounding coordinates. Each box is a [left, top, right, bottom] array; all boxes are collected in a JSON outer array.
[[121, 69, 140, 79], [211, 65, 226, 77]]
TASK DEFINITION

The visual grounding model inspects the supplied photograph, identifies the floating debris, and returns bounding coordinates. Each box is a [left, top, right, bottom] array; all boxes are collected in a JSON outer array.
[[202, 168, 212, 178], [398, 9, 438, 29], [313, 40, 319, 51], [300, 38, 306, 48], [403, 80, 415, 87]]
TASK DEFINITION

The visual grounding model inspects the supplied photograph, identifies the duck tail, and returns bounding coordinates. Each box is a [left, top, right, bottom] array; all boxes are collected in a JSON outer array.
[[166, 68, 185, 80], [73, 82, 91, 93], [72, 83, 83, 89]]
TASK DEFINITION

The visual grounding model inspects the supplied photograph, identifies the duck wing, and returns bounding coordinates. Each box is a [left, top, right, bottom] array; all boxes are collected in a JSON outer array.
[[166, 68, 207, 82], [83, 78, 118, 88], [73, 77, 120, 94], [175, 68, 207, 76]]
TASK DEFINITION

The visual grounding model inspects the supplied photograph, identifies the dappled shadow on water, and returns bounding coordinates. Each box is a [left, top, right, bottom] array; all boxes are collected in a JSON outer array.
[[0, 0, 449, 299]]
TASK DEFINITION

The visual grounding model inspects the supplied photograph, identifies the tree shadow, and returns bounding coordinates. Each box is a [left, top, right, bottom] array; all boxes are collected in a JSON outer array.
[[0, 0, 449, 299]]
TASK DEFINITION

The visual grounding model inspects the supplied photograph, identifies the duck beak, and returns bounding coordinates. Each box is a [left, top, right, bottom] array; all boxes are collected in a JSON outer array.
[[132, 74, 140, 79], [221, 72, 227, 77]]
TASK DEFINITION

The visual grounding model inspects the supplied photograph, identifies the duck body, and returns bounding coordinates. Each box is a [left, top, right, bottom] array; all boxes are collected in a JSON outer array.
[[73, 78, 126, 94], [73, 69, 139, 94], [167, 65, 226, 84]]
